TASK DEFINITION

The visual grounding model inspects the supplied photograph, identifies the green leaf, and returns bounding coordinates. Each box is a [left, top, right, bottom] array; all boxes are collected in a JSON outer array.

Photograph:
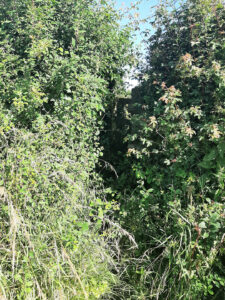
[[175, 169, 186, 178], [199, 221, 207, 229], [77, 222, 89, 232]]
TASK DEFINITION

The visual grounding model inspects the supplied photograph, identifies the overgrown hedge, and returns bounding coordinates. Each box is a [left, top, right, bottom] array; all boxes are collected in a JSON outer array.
[[103, 1, 225, 299], [0, 0, 132, 299]]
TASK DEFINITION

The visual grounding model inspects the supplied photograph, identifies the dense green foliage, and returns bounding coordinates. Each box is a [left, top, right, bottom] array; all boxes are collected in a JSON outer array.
[[103, 0, 225, 299], [0, 0, 132, 298], [0, 0, 225, 299]]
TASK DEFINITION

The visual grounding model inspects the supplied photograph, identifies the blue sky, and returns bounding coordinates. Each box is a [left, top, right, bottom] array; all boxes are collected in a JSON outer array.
[[114, 0, 158, 48], [114, 0, 158, 89]]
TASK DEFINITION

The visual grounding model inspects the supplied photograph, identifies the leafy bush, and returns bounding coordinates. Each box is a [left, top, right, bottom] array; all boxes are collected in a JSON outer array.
[[106, 0, 225, 299], [0, 0, 132, 298]]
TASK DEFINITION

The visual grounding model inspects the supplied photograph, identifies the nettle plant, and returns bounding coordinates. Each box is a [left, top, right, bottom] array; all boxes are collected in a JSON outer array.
[[0, 0, 132, 299], [122, 0, 225, 298]]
